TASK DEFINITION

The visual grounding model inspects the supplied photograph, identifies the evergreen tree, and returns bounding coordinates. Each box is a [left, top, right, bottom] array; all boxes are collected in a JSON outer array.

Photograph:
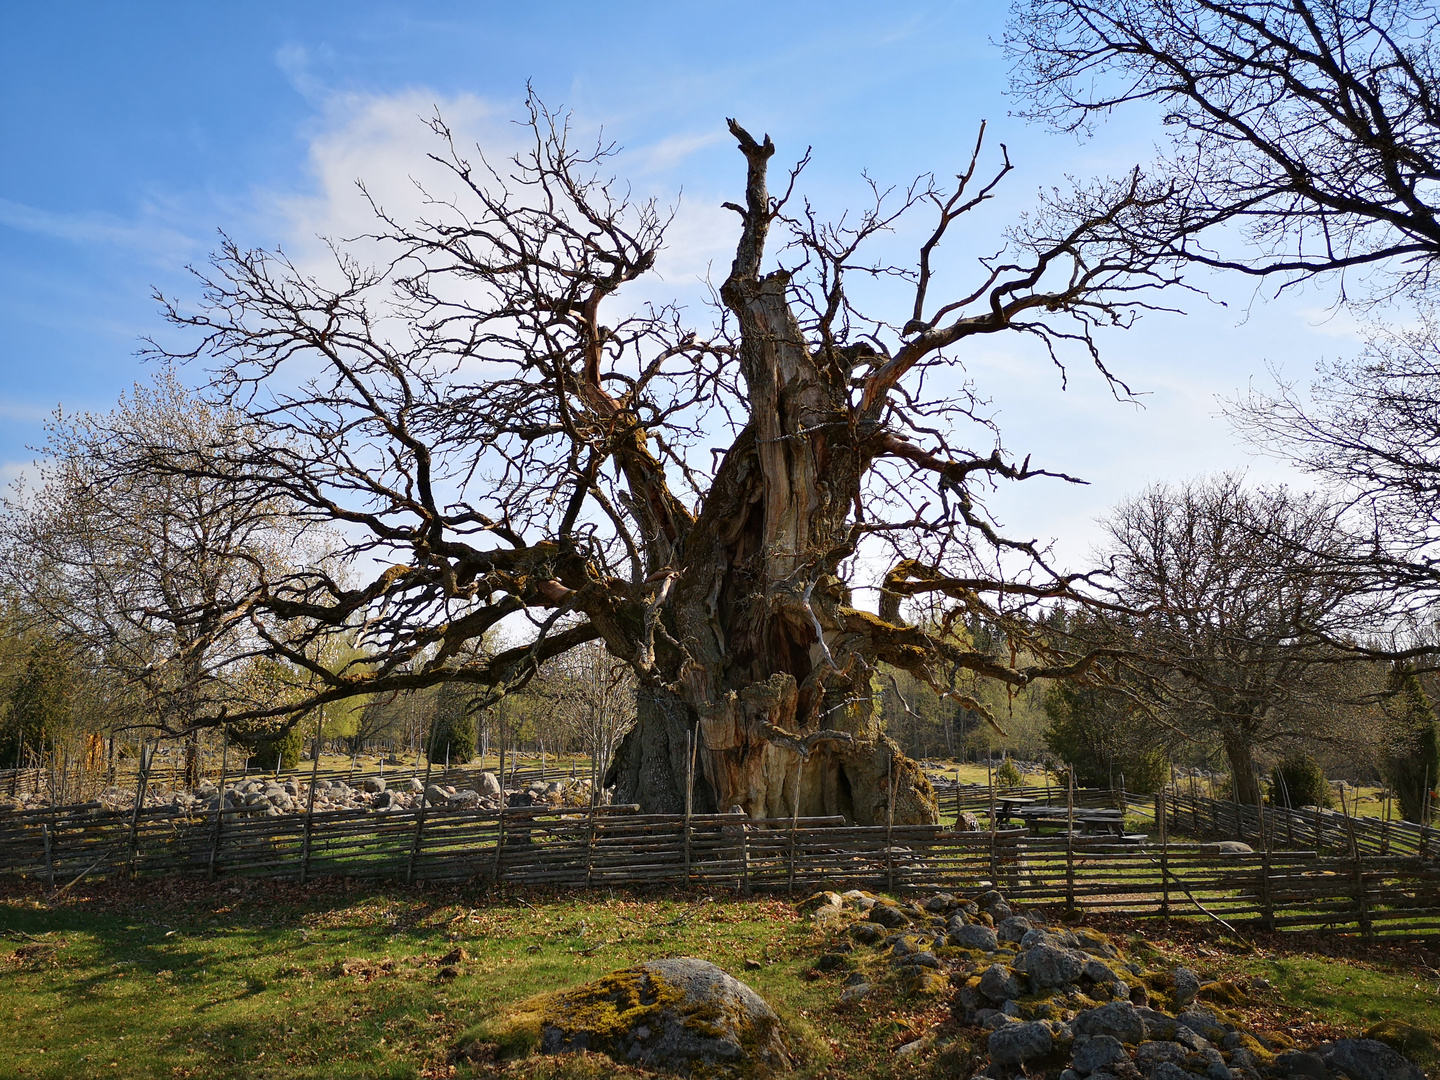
[[1267, 752, 1332, 810], [2, 648, 70, 766], [1383, 664, 1439, 824], [1042, 679, 1170, 794], [429, 682, 477, 765], [237, 723, 304, 772]]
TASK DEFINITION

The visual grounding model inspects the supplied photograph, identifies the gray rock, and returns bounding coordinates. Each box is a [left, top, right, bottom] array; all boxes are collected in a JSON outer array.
[[1174, 1028, 1212, 1052], [1076, 931, 1121, 959], [1136, 1040, 1192, 1074], [907, 951, 940, 969], [996, 916, 1034, 943], [1152, 1063, 1206, 1080], [534, 958, 791, 1078], [1172, 967, 1200, 1008], [401, 777, 423, 793], [372, 790, 395, 809], [424, 783, 449, 806], [849, 922, 885, 946], [476, 771, 501, 797], [1137, 1008, 1178, 1040], [1200, 841, 1253, 855], [1085, 958, 1119, 983], [1205, 1061, 1233, 1080], [1073, 1001, 1146, 1045], [1175, 1009, 1230, 1040], [989, 1021, 1054, 1066], [1002, 999, 1023, 1017], [949, 923, 999, 951], [979, 963, 1025, 1002], [838, 982, 870, 1006], [989, 901, 1014, 922], [870, 904, 910, 929], [1074, 1034, 1131, 1075], [1322, 1040, 1425, 1080], [1275, 1052, 1327, 1080], [1017, 942, 1086, 989], [360, 776, 386, 794], [448, 788, 482, 807]]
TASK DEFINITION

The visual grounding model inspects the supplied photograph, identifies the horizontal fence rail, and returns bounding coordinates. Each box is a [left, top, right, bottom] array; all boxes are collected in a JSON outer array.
[[3, 795, 1438, 940]]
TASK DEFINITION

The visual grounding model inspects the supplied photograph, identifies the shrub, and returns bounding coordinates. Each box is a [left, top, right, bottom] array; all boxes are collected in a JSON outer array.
[[234, 723, 304, 772], [1267, 752, 1332, 809], [995, 759, 1023, 790]]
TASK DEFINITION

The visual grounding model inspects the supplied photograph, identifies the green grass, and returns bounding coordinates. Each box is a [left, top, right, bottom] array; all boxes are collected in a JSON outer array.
[[3, 877, 1437, 1079]]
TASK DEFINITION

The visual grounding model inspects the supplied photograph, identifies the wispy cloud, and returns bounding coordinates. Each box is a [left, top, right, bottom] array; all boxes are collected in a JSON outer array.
[[0, 197, 199, 264], [0, 399, 54, 424]]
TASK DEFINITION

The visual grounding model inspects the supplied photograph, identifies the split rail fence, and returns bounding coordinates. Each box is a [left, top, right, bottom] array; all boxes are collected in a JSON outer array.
[[3, 792, 1438, 940]]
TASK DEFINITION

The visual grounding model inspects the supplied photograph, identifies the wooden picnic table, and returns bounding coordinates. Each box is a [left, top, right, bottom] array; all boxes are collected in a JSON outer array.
[[994, 796, 1036, 826], [1015, 805, 1127, 836]]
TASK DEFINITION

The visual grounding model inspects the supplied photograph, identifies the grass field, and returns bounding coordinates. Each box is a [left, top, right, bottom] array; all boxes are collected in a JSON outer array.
[[3, 876, 1438, 1080]]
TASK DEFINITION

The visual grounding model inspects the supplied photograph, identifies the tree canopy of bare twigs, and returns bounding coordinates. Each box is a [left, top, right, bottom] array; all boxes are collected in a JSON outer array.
[[1006, 0, 1440, 304], [111, 95, 1188, 821], [1096, 474, 1389, 802]]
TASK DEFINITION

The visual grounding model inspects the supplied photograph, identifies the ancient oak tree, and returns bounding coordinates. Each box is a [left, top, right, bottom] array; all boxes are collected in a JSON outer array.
[[148, 103, 1175, 822]]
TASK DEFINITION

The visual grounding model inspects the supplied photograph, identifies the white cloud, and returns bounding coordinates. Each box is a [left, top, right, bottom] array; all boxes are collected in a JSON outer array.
[[269, 89, 519, 276]]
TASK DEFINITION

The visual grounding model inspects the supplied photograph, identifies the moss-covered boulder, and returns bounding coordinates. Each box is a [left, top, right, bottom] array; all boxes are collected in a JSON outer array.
[[489, 957, 792, 1078]]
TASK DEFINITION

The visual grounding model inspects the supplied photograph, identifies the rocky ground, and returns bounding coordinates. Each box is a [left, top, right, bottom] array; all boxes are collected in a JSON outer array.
[[796, 888, 1427, 1080]]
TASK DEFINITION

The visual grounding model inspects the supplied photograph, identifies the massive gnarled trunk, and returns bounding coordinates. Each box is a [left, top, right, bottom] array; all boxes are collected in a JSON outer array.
[[607, 127, 938, 826]]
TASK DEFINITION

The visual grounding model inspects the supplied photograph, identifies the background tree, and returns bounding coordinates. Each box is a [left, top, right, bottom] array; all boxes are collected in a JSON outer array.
[[1008, 0, 1440, 632], [130, 98, 1181, 823], [1006, 0, 1440, 301], [0, 369, 312, 785], [1382, 662, 1439, 822], [1043, 680, 1171, 794], [1268, 751, 1334, 810], [2, 646, 71, 772], [429, 681, 478, 766], [1099, 474, 1383, 803]]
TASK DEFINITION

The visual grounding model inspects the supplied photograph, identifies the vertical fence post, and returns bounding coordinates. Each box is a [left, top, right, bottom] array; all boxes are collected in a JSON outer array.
[[1381, 788, 1391, 856], [207, 729, 229, 881], [886, 752, 896, 893], [584, 798, 597, 889], [299, 713, 323, 885], [42, 823, 54, 891], [684, 729, 696, 888], [1158, 786, 1170, 921], [956, 767, 961, 827], [127, 741, 151, 878], [1065, 768, 1076, 913], [788, 775, 801, 896], [740, 812, 751, 897], [492, 809, 507, 889], [406, 753, 434, 886], [1258, 779, 1273, 933]]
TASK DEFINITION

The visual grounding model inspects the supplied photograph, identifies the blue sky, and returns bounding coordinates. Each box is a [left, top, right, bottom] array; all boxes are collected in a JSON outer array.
[[0, 2, 1357, 564]]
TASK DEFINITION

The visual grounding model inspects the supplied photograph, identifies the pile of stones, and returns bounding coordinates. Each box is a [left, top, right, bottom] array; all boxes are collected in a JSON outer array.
[[1, 770, 598, 817], [801, 889, 1426, 1080]]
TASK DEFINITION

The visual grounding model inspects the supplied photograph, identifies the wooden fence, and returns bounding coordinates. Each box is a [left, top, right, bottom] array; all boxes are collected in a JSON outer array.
[[3, 796, 1439, 940], [1162, 788, 1438, 858]]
